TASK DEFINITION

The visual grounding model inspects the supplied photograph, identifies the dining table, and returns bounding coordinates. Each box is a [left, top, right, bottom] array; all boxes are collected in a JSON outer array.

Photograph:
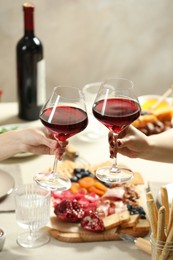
[[0, 102, 173, 260]]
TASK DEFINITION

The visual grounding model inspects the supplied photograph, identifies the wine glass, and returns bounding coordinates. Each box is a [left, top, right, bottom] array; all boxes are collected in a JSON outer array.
[[92, 78, 141, 183], [15, 183, 50, 248], [34, 86, 88, 191]]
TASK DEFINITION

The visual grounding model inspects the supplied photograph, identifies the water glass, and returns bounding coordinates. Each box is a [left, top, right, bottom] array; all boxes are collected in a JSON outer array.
[[15, 183, 50, 248]]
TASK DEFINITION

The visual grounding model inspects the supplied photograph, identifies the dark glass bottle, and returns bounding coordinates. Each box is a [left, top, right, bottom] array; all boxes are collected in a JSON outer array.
[[16, 3, 46, 121]]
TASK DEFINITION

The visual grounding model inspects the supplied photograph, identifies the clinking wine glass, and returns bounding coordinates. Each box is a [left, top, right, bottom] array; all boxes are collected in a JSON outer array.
[[34, 86, 88, 191], [92, 78, 141, 183]]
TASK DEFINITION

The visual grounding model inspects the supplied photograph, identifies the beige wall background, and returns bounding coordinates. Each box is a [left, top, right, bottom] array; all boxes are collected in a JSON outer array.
[[0, 0, 173, 102]]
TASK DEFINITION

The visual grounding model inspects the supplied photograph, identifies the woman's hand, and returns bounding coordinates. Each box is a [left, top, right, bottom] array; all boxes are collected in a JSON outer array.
[[109, 125, 150, 159], [0, 126, 68, 161], [18, 127, 68, 160]]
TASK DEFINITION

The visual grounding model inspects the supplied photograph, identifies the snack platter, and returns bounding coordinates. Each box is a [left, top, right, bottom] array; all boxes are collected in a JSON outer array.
[[48, 159, 150, 243], [134, 95, 173, 136]]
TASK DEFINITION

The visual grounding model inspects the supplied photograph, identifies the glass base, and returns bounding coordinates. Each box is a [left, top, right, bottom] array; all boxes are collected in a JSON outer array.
[[33, 172, 71, 191], [16, 230, 50, 248], [96, 166, 134, 183]]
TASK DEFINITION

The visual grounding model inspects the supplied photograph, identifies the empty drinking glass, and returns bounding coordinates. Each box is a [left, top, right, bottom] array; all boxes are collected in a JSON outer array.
[[15, 183, 50, 248], [77, 82, 107, 142]]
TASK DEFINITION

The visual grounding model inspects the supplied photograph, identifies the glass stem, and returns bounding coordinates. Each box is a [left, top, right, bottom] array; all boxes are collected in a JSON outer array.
[[28, 228, 35, 242], [112, 133, 118, 170], [113, 157, 117, 168], [52, 135, 59, 176], [52, 156, 58, 176]]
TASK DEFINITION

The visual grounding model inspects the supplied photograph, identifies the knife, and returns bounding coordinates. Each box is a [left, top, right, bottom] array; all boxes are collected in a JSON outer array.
[[118, 233, 151, 255]]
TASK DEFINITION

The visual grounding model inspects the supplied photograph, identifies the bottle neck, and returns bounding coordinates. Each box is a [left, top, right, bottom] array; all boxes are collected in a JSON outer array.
[[23, 3, 35, 36]]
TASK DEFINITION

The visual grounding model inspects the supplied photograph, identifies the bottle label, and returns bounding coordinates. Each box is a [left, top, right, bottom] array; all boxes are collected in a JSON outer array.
[[37, 59, 46, 106]]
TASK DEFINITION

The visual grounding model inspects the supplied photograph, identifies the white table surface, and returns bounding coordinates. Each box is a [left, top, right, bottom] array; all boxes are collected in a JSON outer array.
[[0, 102, 173, 260]]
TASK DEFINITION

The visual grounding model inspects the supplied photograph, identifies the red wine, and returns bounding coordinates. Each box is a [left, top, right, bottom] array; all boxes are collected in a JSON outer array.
[[93, 98, 140, 133], [40, 106, 88, 141], [16, 3, 46, 121]]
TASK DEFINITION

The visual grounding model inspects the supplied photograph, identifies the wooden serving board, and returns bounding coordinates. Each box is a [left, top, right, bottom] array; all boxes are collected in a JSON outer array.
[[47, 216, 150, 243], [47, 161, 150, 243]]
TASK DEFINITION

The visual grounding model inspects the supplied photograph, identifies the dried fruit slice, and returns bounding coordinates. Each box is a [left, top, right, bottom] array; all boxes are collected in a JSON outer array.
[[70, 183, 87, 194], [78, 177, 95, 188], [88, 186, 105, 196], [93, 181, 107, 192]]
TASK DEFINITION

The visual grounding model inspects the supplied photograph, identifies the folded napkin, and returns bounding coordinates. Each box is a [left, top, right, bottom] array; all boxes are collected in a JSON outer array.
[[0, 164, 22, 212]]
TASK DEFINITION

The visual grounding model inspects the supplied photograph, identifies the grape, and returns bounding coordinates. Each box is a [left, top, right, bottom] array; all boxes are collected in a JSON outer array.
[[71, 168, 93, 182], [127, 203, 146, 219]]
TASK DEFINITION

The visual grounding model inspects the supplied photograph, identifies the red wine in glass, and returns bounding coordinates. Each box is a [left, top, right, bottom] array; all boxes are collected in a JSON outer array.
[[92, 78, 141, 183], [34, 86, 88, 191], [40, 106, 88, 141], [93, 98, 140, 134]]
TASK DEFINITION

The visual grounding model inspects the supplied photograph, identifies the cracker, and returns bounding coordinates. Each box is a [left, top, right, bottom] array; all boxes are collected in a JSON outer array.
[[103, 213, 121, 230], [103, 211, 130, 230], [133, 218, 150, 232], [120, 214, 140, 228]]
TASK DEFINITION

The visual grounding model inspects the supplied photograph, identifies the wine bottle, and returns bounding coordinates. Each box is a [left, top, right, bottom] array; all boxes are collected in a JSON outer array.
[[16, 3, 46, 121]]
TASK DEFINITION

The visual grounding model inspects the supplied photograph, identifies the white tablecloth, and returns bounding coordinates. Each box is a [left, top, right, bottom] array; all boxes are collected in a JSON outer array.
[[0, 102, 173, 260]]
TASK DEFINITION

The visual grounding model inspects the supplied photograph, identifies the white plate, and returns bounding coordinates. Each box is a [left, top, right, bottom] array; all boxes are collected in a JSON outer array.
[[0, 123, 35, 158], [0, 169, 14, 199], [157, 183, 173, 206]]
